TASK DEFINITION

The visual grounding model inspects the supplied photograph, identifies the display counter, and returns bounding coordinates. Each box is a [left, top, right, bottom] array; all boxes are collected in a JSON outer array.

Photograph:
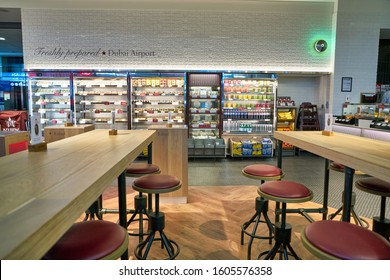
[[0, 131, 30, 156], [44, 124, 95, 143], [333, 123, 390, 142], [149, 125, 188, 203]]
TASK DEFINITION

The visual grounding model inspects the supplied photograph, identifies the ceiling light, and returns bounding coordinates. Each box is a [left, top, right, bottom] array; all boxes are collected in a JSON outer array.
[[0, 37, 6, 40]]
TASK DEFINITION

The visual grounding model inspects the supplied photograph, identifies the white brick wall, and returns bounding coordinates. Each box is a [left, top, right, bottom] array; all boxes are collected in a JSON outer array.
[[21, 1, 334, 72]]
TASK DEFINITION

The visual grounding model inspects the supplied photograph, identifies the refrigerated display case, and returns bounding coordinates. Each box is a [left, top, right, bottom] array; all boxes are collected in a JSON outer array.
[[186, 73, 222, 139], [131, 73, 185, 130], [222, 73, 277, 136], [28, 72, 72, 128], [73, 72, 129, 129]]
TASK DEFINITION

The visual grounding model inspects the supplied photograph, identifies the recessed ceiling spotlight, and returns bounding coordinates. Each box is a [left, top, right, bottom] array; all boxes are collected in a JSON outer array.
[[0, 37, 6, 40]]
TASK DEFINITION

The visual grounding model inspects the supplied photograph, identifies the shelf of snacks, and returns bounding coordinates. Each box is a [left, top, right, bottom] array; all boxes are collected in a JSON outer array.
[[28, 72, 72, 127], [276, 97, 297, 155], [229, 137, 273, 157], [131, 74, 185, 129], [222, 74, 277, 137], [74, 73, 128, 129], [187, 73, 222, 139]]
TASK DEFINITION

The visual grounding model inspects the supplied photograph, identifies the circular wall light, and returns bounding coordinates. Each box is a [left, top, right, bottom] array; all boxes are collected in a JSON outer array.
[[314, 40, 327, 52]]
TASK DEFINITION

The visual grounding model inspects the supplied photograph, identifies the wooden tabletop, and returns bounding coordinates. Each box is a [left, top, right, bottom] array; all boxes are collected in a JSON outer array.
[[273, 131, 390, 183], [0, 129, 156, 259]]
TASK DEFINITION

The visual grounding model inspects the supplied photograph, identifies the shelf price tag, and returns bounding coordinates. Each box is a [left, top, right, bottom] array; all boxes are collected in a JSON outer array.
[[172, 101, 179, 105], [114, 101, 121, 105], [136, 102, 143, 106], [85, 101, 92, 105], [151, 102, 158, 105]]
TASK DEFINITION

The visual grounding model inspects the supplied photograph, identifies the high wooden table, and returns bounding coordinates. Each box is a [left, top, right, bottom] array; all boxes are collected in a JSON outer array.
[[0, 129, 156, 260], [274, 131, 390, 222]]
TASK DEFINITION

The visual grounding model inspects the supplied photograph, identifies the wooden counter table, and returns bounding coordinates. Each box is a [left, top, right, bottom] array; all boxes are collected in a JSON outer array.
[[0, 129, 156, 260], [274, 131, 390, 222]]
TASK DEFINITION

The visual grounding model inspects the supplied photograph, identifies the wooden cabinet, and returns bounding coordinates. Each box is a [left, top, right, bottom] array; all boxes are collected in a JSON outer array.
[[44, 124, 95, 143], [149, 125, 188, 203], [0, 131, 29, 157]]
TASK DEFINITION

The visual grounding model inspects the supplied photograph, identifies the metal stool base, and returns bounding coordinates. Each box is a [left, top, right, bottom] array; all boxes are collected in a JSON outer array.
[[134, 212, 180, 260], [241, 197, 274, 260]]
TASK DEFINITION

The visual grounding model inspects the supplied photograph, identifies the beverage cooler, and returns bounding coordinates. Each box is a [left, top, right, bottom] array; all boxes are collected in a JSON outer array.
[[130, 73, 185, 130], [222, 73, 277, 136], [28, 71, 72, 128], [222, 73, 278, 158], [73, 72, 129, 129]]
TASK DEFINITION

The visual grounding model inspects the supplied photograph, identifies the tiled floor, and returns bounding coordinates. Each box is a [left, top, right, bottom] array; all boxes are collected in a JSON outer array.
[[188, 152, 390, 220]]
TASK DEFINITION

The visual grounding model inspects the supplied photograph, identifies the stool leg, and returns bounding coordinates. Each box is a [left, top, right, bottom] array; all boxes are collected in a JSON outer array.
[[84, 197, 103, 221], [126, 192, 149, 243], [258, 203, 300, 260], [241, 197, 274, 260], [372, 196, 390, 240], [134, 193, 180, 260]]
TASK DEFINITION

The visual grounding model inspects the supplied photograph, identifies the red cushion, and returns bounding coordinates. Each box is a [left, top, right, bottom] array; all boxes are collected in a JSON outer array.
[[330, 162, 344, 171], [43, 220, 127, 260], [133, 174, 181, 191], [243, 164, 282, 177], [126, 163, 160, 175], [304, 220, 390, 260], [356, 177, 390, 197], [259, 180, 312, 199]]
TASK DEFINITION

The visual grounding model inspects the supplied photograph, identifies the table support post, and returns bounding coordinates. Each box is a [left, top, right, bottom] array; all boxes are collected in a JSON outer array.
[[147, 143, 153, 164], [342, 166, 355, 222], [147, 143, 153, 213], [322, 159, 330, 220], [277, 140, 283, 169], [117, 170, 129, 260]]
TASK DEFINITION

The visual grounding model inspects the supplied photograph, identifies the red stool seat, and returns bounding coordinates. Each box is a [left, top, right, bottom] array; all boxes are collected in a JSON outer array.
[[329, 161, 364, 175], [258, 180, 313, 203], [302, 220, 390, 260], [356, 177, 390, 197], [242, 164, 283, 179], [126, 163, 160, 177], [43, 220, 128, 260], [133, 174, 181, 194]]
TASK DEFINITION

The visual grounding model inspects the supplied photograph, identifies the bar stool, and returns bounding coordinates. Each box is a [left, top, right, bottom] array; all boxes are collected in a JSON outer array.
[[301, 220, 390, 259], [257, 180, 313, 260], [327, 162, 369, 228], [125, 163, 160, 241], [100, 163, 161, 242], [241, 164, 284, 260], [133, 174, 181, 260], [355, 177, 390, 240], [43, 220, 129, 260]]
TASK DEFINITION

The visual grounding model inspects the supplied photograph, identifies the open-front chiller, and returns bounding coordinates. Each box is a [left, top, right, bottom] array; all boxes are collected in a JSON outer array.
[[73, 72, 129, 129], [28, 71, 72, 128], [130, 73, 185, 130], [186, 73, 222, 139], [222, 73, 277, 157]]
